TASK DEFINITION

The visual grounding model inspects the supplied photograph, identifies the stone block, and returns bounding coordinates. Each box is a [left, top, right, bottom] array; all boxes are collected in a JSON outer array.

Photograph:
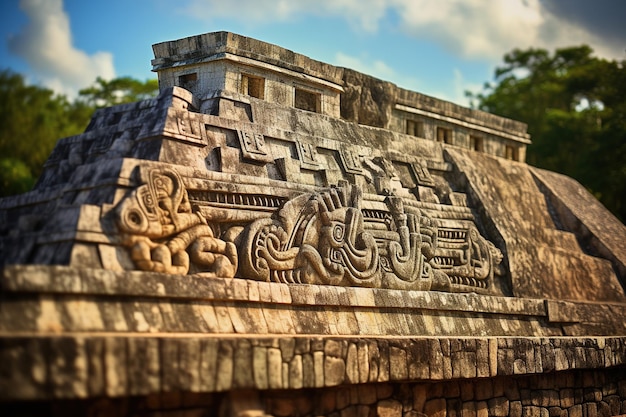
[[127, 338, 159, 396], [584, 403, 598, 417], [604, 395, 621, 415], [357, 384, 377, 405], [324, 356, 346, 387], [378, 341, 391, 382], [429, 339, 444, 379], [509, 401, 522, 417], [320, 390, 337, 414], [584, 388, 602, 402], [476, 401, 489, 417], [0, 338, 42, 400], [282, 362, 289, 389], [345, 343, 359, 383], [487, 397, 509, 417], [475, 379, 493, 401], [389, 346, 408, 381], [302, 353, 314, 387], [199, 339, 219, 392], [377, 399, 403, 417], [459, 380, 474, 401], [498, 348, 514, 375], [85, 337, 105, 397], [314, 351, 325, 388], [460, 400, 476, 417], [476, 339, 490, 378], [252, 346, 268, 390], [424, 398, 447, 417], [568, 404, 582, 417], [407, 339, 430, 380], [377, 383, 394, 400], [547, 407, 566, 417], [325, 339, 344, 357], [288, 355, 303, 389], [295, 337, 310, 355], [279, 338, 296, 362], [597, 401, 611, 417], [105, 338, 127, 397], [452, 351, 477, 379], [215, 340, 234, 391], [267, 347, 282, 389], [233, 340, 253, 389], [336, 387, 351, 409], [357, 341, 370, 383]]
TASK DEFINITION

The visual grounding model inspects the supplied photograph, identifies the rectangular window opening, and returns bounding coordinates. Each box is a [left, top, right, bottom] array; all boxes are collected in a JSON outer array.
[[295, 88, 320, 113], [406, 120, 424, 137], [470, 135, 484, 152], [178, 73, 198, 89], [505, 145, 519, 161], [241, 74, 265, 99], [436, 127, 453, 144]]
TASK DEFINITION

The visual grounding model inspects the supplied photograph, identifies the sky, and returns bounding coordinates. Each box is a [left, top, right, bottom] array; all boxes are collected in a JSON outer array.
[[1, 0, 625, 106]]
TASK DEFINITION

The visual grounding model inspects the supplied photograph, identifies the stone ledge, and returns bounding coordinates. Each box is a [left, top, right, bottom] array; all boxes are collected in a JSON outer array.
[[3, 265, 626, 337], [1, 265, 547, 315], [1, 335, 624, 402]]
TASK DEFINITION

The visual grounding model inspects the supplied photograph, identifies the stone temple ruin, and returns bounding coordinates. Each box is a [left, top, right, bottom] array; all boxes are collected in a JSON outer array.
[[1, 31, 625, 416]]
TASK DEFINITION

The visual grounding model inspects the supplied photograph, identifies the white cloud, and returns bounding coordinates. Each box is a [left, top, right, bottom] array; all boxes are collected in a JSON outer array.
[[180, 0, 624, 61], [392, 0, 624, 61], [8, 0, 115, 97], [180, 0, 388, 32], [334, 52, 395, 80], [334, 52, 475, 107], [334, 52, 423, 92]]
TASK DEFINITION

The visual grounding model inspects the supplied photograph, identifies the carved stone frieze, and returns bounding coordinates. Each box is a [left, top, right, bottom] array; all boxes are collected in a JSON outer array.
[[431, 225, 503, 290], [238, 180, 502, 292], [111, 164, 502, 293], [115, 167, 238, 277], [239, 182, 383, 287]]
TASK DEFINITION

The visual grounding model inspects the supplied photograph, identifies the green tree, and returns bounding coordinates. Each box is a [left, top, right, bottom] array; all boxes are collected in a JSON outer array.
[[78, 76, 159, 108], [0, 70, 90, 196], [467, 46, 626, 221], [0, 70, 159, 197]]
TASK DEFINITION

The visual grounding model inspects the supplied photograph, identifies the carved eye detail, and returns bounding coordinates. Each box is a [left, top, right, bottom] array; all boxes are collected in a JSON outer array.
[[128, 210, 142, 225], [123, 208, 146, 233], [332, 223, 345, 242]]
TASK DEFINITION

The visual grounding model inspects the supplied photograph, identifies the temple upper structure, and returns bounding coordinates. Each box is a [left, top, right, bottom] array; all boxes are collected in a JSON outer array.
[[152, 31, 530, 162]]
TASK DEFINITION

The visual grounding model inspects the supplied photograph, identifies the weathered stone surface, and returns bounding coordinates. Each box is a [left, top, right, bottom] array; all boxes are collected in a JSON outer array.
[[1, 30, 626, 416], [377, 399, 403, 417]]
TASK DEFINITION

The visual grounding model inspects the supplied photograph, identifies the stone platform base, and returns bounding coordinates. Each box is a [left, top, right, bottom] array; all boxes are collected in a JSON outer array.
[[1, 356, 625, 417]]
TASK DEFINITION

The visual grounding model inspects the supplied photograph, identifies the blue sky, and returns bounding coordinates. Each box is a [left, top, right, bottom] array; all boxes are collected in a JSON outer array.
[[1, 0, 625, 106]]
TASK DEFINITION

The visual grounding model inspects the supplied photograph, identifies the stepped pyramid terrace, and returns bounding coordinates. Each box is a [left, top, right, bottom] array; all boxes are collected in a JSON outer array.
[[1, 31, 625, 417]]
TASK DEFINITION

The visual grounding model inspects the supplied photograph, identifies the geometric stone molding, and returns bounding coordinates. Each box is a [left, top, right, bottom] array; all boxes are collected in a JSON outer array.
[[2, 265, 626, 337]]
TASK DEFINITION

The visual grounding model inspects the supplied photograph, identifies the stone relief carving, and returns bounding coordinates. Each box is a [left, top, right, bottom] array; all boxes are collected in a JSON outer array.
[[113, 165, 502, 293], [115, 167, 238, 277], [239, 183, 382, 287], [432, 225, 503, 290], [239, 180, 502, 292]]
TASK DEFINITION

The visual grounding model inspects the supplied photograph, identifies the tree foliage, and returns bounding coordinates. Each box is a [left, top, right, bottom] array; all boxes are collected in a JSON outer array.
[[0, 70, 90, 193], [467, 46, 626, 221], [0, 70, 158, 197], [78, 76, 159, 108]]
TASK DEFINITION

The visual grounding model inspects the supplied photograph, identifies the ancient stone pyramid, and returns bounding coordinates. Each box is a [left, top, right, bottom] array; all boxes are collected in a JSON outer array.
[[1, 32, 625, 416]]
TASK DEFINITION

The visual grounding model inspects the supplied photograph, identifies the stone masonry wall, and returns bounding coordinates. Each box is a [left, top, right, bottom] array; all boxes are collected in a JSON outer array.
[[2, 334, 625, 402], [3, 367, 626, 417]]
